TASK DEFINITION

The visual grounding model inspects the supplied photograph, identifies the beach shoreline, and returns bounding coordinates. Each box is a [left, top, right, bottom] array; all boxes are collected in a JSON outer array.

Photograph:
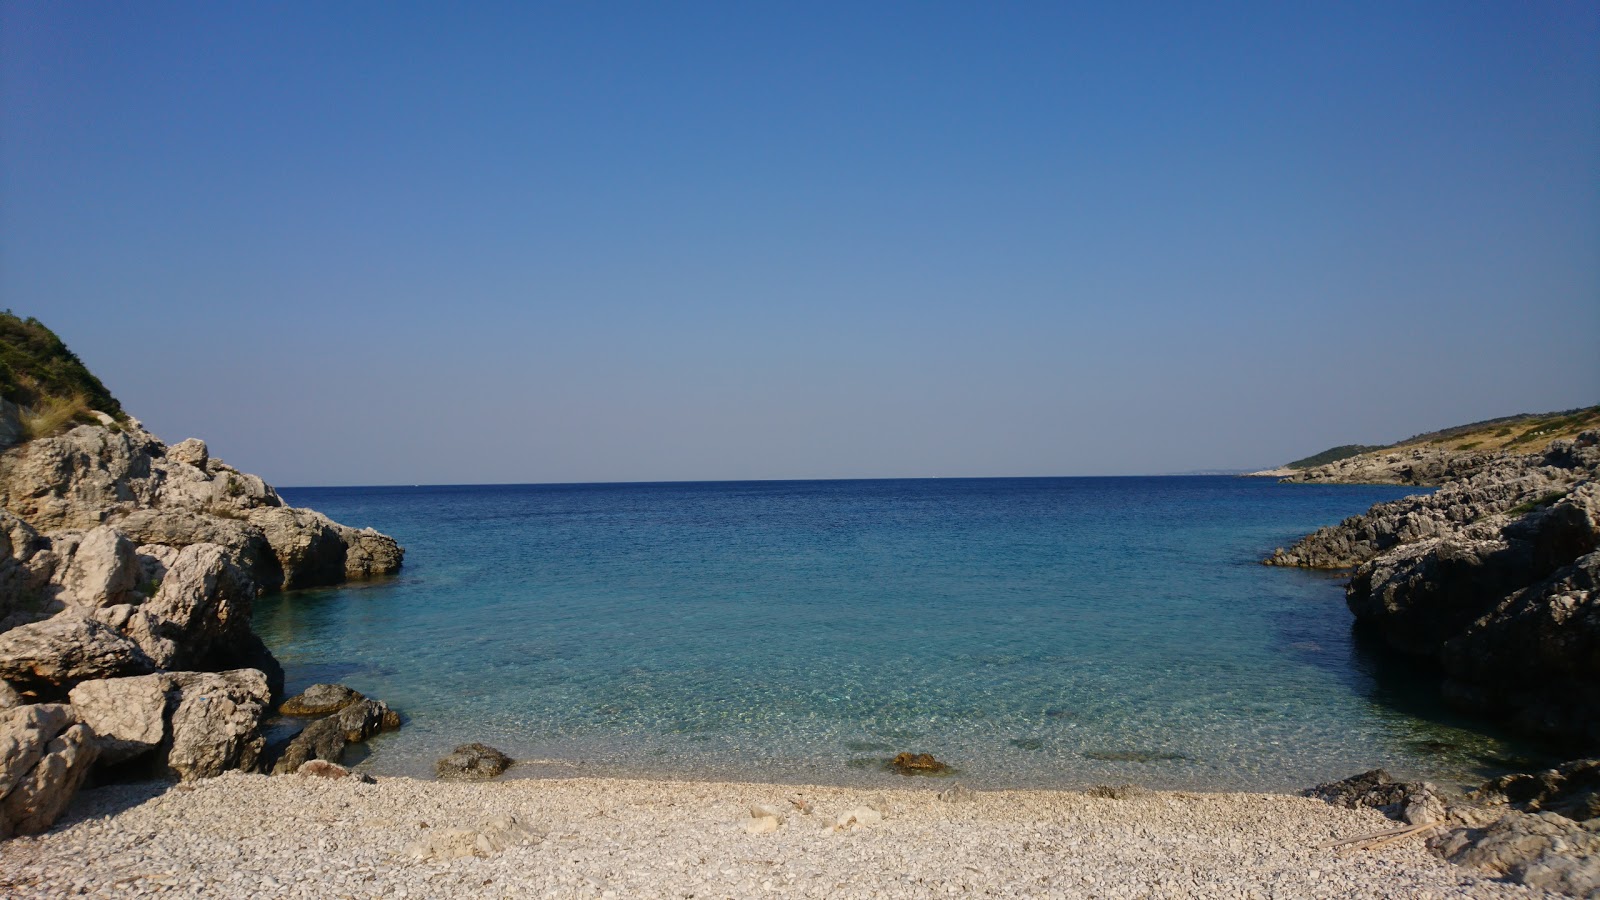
[[0, 770, 1550, 899]]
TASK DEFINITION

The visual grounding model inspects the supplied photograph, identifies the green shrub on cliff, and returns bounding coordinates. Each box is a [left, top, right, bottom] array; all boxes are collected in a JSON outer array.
[[1286, 444, 1382, 470], [0, 311, 125, 437]]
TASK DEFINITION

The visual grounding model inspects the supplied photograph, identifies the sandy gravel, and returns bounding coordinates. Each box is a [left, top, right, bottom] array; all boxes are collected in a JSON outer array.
[[0, 772, 1554, 899]]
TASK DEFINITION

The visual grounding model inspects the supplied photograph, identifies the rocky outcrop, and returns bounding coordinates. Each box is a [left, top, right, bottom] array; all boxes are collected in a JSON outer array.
[[1270, 431, 1600, 745], [270, 694, 400, 774], [1407, 760, 1600, 899], [0, 324, 407, 838], [0, 704, 97, 838], [1265, 433, 1598, 570], [0, 422, 402, 594], [67, 669, 270, 781]]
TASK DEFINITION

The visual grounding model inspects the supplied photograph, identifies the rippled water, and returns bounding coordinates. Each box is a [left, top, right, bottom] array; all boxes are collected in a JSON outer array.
[[257, 477, 1546, 791]]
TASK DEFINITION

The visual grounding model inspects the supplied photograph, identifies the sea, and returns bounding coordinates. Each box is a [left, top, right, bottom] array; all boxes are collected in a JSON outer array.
[[258, 476, 1548, 792]]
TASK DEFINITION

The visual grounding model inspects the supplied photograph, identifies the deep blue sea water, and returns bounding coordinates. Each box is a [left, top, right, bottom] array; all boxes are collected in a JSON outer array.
[[258, 477, 1542, 791]]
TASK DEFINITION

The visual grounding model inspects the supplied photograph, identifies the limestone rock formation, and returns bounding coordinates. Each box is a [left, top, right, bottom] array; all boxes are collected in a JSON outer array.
[[1265, 433, 1598, 570], [0, 613, 157, 698], [0, 703, 98, 838], [0, 419, 403, 594], [67, 668, 270, 781], [1270, 431, 1600, 743]]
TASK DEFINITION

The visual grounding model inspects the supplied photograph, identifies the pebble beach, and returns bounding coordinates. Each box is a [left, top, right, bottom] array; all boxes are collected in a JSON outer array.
[[0, 772, 1556, 899]]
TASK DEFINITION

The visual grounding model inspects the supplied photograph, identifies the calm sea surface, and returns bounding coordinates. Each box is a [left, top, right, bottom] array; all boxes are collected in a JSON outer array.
[[259, 477, 1543, 791]]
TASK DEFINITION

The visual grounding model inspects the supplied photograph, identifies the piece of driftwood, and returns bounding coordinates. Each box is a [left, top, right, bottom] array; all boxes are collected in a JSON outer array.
[[1318, 821, 1440, 851]]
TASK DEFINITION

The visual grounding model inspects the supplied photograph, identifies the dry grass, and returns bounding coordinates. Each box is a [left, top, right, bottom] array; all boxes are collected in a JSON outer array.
[[19, 393, 89, 441], [1394, 405, 1600, 455]]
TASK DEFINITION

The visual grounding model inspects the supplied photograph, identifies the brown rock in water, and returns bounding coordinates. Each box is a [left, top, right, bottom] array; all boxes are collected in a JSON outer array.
[[436, 742, 512, 780], [890, 752, 951, 776], [279, 683, 365, 717]]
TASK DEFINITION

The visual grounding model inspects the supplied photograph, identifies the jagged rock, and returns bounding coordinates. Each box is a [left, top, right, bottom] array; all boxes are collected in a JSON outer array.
[[1440, 552, 1600, 740], [245, 507, 350, 590], [1346, 536, 1533, 655], [0, 704, 97, 838], [115, 509, 280, 590], [0, 511, 50, 627], [340, 525, 404, 580], [0, 681, 18, 709], [0, 424, 164, 531], [1266, 433, 1599, 570], [162, 669, 270, 780], [168, 439, 208, 468], [1307, 769, 1447, 825], [272, 715, 346, 774], [67, 669, 269, 781], [0, 613, 156, 697], [270, 697, 399, 775], [137, 543, 257, 670], [435, 742, 512, 779], [334, 699, 396, 743], [403, 815, 543, 861], [890, 752, 952, 776], [1430, 810, 1600, 898], [280, 683, 365, 717], [46, 525, 140, 609], [67, 673, 170, 764], [1469, 759, 1600, 824]]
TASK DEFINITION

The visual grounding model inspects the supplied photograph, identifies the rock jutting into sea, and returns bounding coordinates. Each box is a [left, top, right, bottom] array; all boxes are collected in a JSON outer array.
[[0, 325, 406, 838], [1265, 429, 1600, 745]]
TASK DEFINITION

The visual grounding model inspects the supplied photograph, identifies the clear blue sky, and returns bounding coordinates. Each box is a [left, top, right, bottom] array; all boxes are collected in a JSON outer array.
[[3, 2, 1596, 485]]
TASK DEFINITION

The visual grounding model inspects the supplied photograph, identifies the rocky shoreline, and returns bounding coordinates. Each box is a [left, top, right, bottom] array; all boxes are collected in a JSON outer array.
[[1263, 430, 1599, 746], [0, 412, 405, 838]]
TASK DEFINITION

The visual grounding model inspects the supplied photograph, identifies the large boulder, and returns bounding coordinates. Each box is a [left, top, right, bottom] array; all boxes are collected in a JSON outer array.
[[0, 613, 156, 699], [0, 703, 98, 838], [68, 669, 270, 781], [136, 542, 258, 670], [246, 507, 349, 590], [165, 669, 270, 779], [435, 743, 512, 780], [1430, 810, 1600, 898], [48, 525, 140, 609]]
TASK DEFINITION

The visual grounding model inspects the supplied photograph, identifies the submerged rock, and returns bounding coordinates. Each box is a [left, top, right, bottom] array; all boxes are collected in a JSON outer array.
[[435, 742, 512, 780], [890, 752, 952, 776]]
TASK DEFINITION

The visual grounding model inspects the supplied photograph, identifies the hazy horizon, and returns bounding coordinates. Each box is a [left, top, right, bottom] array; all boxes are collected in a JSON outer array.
[[5, 3, 1597, 487]]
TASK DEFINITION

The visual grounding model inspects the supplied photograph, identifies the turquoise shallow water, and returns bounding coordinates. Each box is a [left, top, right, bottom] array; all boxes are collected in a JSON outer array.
[[258, 477, 1545, 791]]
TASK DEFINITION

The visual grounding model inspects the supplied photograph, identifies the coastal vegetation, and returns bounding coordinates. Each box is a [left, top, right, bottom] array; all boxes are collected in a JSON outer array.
[[1286, 406, 1600, 472], [0, 311, 125, 441]]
